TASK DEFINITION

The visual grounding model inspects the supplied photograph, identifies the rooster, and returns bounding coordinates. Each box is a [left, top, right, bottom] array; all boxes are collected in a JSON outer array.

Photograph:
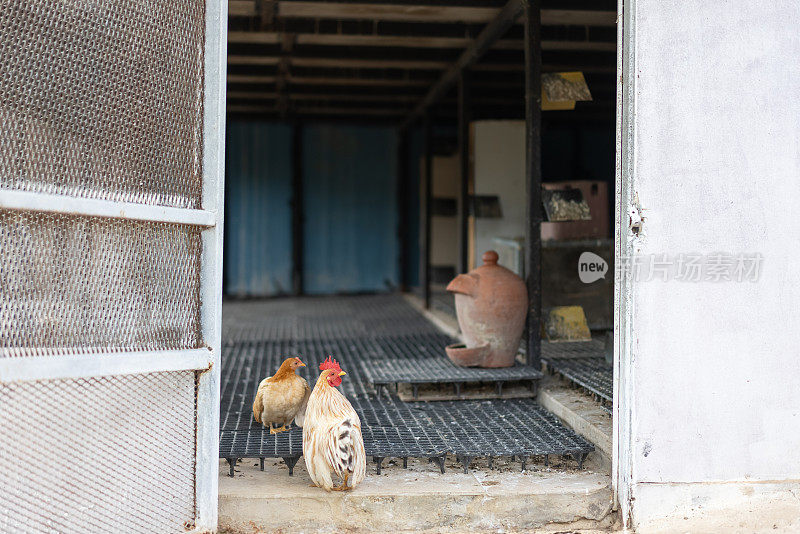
[[303, 357, 366, 491], [252, 357, 311, 434]]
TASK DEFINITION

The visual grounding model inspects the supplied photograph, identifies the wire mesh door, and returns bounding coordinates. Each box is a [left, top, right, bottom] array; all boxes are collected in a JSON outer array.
[[0, 1, 226, 532]]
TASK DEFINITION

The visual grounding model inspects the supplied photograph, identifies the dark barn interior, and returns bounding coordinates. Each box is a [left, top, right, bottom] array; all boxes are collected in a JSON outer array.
[[223, 0, 616, 300], [220, 0, 615, 481]]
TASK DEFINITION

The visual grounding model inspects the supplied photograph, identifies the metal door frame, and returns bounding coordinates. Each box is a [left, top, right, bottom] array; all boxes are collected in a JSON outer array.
[[197, 0, 228, 528], [0, 1, 227, 530], [613, 0, 636, 528]]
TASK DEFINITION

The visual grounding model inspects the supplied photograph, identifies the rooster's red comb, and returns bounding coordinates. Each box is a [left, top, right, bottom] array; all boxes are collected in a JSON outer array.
[[319, 356, 342, 373]]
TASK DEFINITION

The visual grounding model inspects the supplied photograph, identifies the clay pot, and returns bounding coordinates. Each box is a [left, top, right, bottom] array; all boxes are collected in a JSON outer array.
[[445, 250, 528, 368]]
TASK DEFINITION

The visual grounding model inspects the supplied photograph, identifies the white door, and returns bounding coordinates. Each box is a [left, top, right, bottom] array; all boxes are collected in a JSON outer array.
[[0, 1, 226, 532]]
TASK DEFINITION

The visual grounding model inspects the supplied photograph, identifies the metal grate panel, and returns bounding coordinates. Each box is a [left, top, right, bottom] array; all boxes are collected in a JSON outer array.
[[544, 356, 613, 404], [354, 398, 450, 460], [221, 297, 589, 475], [0, 0, 205, 207], [0, 210, 202, 357], [220, 398, 450, 475], [0, 371, 197, 533], [220, 427, 305, 463], [222, 296, 541, 392], [367, 331, 543, 388], [541, 339, 606, 359], [541, 339, 612, 403], [222, 295, 436, 342], [431, 289, 456, 318], [221, 393, 592, 474], [220, 339, 378, 434], [422, 399, 593, 458]]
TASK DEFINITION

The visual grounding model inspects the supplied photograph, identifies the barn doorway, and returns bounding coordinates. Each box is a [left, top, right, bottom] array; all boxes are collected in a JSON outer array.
[[219, 0, 619, 531]]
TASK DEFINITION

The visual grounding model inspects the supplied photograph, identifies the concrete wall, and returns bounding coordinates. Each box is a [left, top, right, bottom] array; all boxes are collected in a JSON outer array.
[[621, 1, 800, 529]]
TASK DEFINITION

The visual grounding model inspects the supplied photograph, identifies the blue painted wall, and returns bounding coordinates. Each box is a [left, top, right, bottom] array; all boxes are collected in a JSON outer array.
[[404, 126, 423, 288], [224, 121, 293, 296], [302, 124, 399, 294]]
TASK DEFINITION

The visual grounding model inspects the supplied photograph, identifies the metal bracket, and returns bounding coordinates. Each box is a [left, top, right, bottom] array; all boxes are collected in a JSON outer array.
[[282, 456, 300, 476], [457, 455, 474, 474], [226, 458, 237, 477]]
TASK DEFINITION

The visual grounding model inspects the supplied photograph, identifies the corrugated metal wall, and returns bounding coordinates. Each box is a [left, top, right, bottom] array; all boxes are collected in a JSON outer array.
[[224, 121, 292, 296], [224, 122, 402, 296], [302, 124, 399, 294], [404, 127, 423, 288]]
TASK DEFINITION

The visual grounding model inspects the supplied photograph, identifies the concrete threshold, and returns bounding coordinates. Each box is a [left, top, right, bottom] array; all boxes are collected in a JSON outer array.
[[219, 457, 614, 533]]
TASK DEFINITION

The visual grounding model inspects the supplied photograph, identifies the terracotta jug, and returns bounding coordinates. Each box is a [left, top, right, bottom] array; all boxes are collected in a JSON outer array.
[[445, 250, 528, 368]]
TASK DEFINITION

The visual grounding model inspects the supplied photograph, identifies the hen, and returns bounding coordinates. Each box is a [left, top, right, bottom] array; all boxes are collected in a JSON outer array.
[[252, 356, 311, 434], [303, 357, 366, 491]]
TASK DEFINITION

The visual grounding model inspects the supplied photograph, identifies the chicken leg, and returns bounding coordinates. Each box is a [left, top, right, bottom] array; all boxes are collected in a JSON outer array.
[[270, 423, 288, 434], [331, 473, 351, 491]]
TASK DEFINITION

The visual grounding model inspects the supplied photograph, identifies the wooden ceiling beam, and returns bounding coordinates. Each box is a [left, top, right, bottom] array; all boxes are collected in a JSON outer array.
[[228, 55, 450, 69], [277, 2, 617, 26], [228, 74, 279, 83], [228, 30, 517, 49], [229, 1, 256, 17], [227, 91, 423, 102], [228, 31, 616, 51], [227, 2, 618, 27], [401, 0, 524, 128], [228, 73, 432, 86], [226, 92, 539, 107], [278, 2, 498, 23], [228, 31, 282, 44], [227, 104, 408, 115]]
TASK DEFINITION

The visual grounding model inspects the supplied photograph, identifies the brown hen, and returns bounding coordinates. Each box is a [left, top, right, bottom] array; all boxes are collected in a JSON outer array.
[[252, 357, 311, 434]]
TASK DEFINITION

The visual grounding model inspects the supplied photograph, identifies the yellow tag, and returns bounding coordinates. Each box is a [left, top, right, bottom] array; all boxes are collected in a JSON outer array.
[[541, 72, 592, 111]]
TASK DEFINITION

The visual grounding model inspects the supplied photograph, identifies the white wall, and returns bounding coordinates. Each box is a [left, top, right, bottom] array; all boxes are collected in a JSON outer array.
[[472, 121, 526, 268], [621, 1, 800, 529], [430, 155, 459, 270]]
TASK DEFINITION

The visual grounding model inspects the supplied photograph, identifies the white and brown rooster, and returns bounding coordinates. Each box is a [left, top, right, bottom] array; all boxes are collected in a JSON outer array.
[[302, 357, 366, 491]]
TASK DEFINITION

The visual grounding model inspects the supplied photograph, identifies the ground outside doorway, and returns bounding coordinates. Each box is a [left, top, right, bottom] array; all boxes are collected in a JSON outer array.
[[218, 295, 614, 533]]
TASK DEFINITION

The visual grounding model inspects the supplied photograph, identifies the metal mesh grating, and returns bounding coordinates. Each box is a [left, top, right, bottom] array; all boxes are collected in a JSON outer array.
[[220, 427, 305, 462], [541, 339, 606, 359], [422, 399, 594, 458], [544, 356, 613, 404], [0, 210, 202, 357], [220, 339, 378, 434], [0, 0, 205, 207], [220, 398, 449, 465], [353, 398, 449, 459], [366, 331, 543, 387], [222, 295, 436, 342], [541, 340, 612, 403], [0, 371, 197, 533], [221, 390, 593, 474], [431, 289, 456, 318], [221, 297, 591, 474], [222, 296, 541, 391]]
